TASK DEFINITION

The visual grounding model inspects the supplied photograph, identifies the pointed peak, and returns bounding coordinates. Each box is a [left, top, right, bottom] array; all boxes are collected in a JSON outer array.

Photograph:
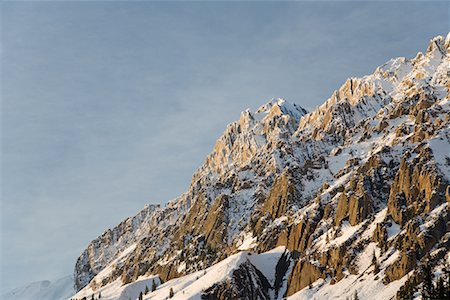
[[256, 98, 308, 121], [256, 98, 287, 113], [426, 34, 448, 56]]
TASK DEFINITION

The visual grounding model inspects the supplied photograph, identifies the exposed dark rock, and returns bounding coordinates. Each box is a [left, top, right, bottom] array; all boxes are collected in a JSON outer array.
[[201, 261, 271, 300]]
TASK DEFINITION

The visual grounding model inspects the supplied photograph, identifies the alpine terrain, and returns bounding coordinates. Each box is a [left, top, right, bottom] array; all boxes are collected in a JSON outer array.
[[68, 34, 450, 300]]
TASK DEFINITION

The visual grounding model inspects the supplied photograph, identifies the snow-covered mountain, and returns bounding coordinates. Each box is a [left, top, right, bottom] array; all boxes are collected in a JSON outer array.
[[1, 276, 74, 300], [65, 34, 450, 300]]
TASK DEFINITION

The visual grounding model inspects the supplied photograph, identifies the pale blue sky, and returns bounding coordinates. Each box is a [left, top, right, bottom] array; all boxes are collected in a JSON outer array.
[[1, 0, 449, 292]]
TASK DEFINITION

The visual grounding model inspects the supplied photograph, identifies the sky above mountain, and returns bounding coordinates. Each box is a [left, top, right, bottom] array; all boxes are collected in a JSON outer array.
[[1, 0, 449, 293]]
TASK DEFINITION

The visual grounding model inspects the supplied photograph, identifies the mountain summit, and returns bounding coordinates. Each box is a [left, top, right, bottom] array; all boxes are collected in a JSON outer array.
[[256, 98, 308, 120], [70, 35, 450, 300]]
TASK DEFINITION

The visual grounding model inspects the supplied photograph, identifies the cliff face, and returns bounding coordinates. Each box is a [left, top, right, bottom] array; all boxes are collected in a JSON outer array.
[[72, 34, 450, 300]]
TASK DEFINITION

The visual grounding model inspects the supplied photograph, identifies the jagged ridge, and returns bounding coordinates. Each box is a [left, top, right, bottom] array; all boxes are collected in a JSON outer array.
[[71, 34, 450, 300]]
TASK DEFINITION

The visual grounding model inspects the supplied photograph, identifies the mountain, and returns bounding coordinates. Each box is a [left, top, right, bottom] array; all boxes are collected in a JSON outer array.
[[1, 276, 74, 300], [69, 34, 450, 300]]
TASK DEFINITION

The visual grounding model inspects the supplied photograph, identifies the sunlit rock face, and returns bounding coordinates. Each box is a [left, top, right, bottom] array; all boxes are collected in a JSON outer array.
[[72, 34, 450, 300]]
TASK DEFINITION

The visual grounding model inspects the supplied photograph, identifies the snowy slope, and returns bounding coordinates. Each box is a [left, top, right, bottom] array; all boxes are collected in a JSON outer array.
[[70, 276, 161, 300], [70, 247, 287, 300]]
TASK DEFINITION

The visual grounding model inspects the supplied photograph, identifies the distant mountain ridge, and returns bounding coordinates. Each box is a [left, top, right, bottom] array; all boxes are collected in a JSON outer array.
[[62, 33, 450, 300], [1, 276, 74, 300]]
